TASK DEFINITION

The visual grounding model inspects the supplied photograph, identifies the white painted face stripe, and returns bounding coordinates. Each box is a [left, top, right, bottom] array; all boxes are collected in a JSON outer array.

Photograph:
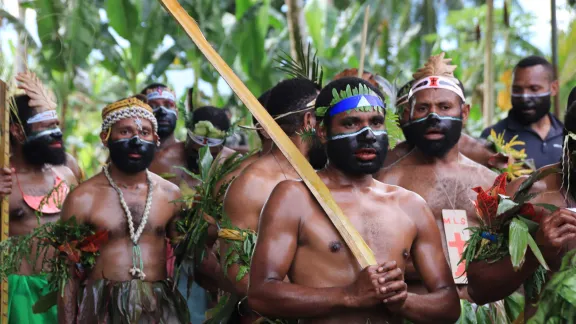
[[26, 127, 62, 141], [329, 126, 387, 140], [27, 110, 58, 124], [402, 113, 462, 127], [511, 92, 551, 98]]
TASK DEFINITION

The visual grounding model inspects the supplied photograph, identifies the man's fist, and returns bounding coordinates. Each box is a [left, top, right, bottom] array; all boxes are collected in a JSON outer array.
[[536, 208, 576, 264], [0, 167, 13, 198]]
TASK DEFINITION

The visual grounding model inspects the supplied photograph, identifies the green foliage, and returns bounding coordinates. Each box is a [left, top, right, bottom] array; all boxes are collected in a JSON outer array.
[[528, 249, 576, 324]]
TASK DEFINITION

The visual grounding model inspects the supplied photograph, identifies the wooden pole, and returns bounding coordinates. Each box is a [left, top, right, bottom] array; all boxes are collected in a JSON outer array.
[[0, 80, 9, 324], [483, 0, 494, 128], [158, 0, 377, 268], [551, 0, 560, 117], [358, 5, 370, 77], [286, 0, 308, 59]]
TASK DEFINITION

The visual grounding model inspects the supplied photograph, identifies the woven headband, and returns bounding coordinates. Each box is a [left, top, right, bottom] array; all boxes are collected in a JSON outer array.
[[27, 110, 58, 124], [146, 87, 176, 102], [408, 75, 465, 102]]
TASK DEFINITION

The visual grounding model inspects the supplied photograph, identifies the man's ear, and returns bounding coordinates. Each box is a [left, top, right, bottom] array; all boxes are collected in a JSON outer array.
[[100, 131, 109, 147], [9, 123, 25, 143], [315, 121, 328, 145], [551, 80, 559, 97], [462, 103, 471, 125], [303, 111, 317, 129]]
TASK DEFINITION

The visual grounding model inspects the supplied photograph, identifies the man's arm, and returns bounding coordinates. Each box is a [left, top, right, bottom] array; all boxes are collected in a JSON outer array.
[[65, 152, 84, 182], [219, 170, 269, 296], [400, 194, 460, 323], [57, 187, 89, 324], [480, 127, 492, 139], [248, 181, 392, 318], [0, 167, 12, 199]]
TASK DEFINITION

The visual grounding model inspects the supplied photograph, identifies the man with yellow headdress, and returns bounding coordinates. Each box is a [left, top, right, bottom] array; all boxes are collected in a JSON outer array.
[[56, 95, 189, 323], [0, 71, 79, 324], [376, 53, 520, 322]]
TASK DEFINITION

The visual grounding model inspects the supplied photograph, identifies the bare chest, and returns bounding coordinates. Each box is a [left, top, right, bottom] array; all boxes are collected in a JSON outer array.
[[87, 190, 174, 240]]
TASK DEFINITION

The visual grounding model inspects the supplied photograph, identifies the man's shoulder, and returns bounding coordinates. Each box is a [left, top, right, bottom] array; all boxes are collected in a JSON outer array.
[[459, 154, 498, 183], [481, 118, 510, 137], [373, 180, 427, 206], [66, 173, 104, 201], [149, 172, 180, 196]]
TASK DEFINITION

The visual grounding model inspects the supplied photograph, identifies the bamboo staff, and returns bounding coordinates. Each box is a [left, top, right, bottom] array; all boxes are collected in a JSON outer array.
[[482, 0, 494, 128], [358, 5, 370, 77], [0, 80, 9, 324], [158, 0, 376, 268]]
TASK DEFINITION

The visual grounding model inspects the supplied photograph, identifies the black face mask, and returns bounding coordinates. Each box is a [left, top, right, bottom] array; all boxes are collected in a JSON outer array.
[[326, 127, 388, 175], [510, 92, 551, 125], [308, 136, 328, 170], [108, 136, 156, 174], [23, 128, 67, 166], [153, 106, 177, 139], [402, 113, 463, 158]]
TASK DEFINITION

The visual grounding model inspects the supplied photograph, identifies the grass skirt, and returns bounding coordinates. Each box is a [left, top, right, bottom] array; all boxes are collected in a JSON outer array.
[[77, 278, 190, 324]]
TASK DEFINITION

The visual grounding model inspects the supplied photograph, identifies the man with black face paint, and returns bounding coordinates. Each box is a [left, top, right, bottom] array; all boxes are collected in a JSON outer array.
[[141, 83, 179, 150], [248, 77, 460, 324], [377, 53, 498, 321], [467, 92, 576, 321], [57, 96, 189, 323], [0, 71, 79, 324], [482, 56, 563, 169]]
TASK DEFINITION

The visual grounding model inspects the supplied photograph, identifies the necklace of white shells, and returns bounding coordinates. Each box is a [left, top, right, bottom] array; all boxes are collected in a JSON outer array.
[[103, 164, 153, 280]]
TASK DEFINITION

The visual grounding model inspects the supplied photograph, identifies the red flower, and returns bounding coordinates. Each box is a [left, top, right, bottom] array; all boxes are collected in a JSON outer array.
[[472, 173, 509, 225], [519, 203, 543, 223], [58, 242, 80, 263], [78, 230, 109, 253]]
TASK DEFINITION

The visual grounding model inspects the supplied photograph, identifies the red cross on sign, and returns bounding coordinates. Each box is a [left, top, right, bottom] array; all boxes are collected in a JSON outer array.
[[448, 233, 466, 277], [429, 77, 439, 87]]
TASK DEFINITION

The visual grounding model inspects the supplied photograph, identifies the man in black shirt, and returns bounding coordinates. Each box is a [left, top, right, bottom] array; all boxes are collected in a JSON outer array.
[[481, 56, 563, 169]]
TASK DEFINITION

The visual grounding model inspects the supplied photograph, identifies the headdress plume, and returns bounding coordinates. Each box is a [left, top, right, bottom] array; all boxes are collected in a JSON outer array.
[[15, 71, 57, 111], [412, 52, 457, 80]]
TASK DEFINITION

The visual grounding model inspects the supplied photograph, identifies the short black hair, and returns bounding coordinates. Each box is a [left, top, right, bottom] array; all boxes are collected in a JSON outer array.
[[514, 55, 555, 80], [188, 106, 231, 132], [265, 78, 319, 136], [316, 77, 385, 135], [140, 83, 169, 94], [568, 86, 576, 111], [252, 88, 273, 126]]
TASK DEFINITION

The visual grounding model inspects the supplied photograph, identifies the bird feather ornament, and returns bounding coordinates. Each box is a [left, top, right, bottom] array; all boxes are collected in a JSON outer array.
[[15, 71, 57, 112], [412, 52, 458, 80]]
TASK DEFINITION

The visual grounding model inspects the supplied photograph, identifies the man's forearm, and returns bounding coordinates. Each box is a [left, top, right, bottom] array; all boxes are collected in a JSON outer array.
[[248, 280, 348, 318], [467, 252, 539, 305], [58, 278, 79, 324], [398, 288, 460, 323]]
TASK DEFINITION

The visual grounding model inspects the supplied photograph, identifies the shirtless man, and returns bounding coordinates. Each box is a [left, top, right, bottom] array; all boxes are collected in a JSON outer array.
[[467, 99, 576, 320], [57, 96, 189, 323], [149, 105, 235, 187], [248, 77, 459, 324], [220, 78, 319, 321], [141, 83, 179, 150], [0, 72, 78, 324], [376, 54, 497, 307]]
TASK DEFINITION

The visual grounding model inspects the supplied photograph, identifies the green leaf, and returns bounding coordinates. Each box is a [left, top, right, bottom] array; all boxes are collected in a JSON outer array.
[[509, 218, 529, 270], [304, 0, 327, 55], [517, 216, 539, 233], [105, 0, 138, 41], [526, 234, 550, 270], [199, 146, 214, 181], [172, 166, 203, 182], [534, 203, 560, 213], [497, 197, 518, 215]]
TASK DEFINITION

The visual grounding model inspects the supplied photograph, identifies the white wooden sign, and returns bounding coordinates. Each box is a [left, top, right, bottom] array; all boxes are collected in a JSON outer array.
[[442, 209, 470, 284]]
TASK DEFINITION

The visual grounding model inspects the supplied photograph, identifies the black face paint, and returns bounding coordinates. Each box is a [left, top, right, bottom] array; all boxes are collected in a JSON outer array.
[[23, 128, 67, 166], [326, 126, 388, 175], [402, 113, 463, 158], [108, 136, 156, 174], [153, 106, 177, 139], [510, 92, 551, 125]]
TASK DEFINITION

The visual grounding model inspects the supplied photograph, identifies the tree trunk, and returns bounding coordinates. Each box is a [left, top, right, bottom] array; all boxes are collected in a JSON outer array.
[[285, 0, 308, 59], [483, 0, 495, 128], [15, 0, 27, 73], [551, 0, 560, 117]]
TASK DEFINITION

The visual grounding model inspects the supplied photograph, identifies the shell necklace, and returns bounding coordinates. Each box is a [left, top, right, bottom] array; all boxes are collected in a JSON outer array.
[[103, 164, 153, 280]]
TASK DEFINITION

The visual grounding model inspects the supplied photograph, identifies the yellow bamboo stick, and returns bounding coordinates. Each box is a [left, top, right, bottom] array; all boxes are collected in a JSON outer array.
[[158, 0, 376, 268], [0, 80, 9, 324]]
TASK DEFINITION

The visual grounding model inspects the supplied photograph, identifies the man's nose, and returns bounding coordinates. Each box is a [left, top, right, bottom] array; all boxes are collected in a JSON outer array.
[[155, 107, 167, 117], [360, 128, 377, 143], [129, 136, 143, 147], [51, 130, 63, 140]]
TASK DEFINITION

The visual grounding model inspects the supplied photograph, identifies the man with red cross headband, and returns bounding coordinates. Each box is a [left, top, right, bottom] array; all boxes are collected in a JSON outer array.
[[377, 53, 507, 321]]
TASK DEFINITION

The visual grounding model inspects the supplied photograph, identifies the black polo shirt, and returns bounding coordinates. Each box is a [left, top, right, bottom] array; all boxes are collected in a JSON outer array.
[[480, 113, 564, 169]]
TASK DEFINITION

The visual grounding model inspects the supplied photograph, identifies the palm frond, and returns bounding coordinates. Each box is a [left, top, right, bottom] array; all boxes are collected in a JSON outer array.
[[275, 41, 324, 88]]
